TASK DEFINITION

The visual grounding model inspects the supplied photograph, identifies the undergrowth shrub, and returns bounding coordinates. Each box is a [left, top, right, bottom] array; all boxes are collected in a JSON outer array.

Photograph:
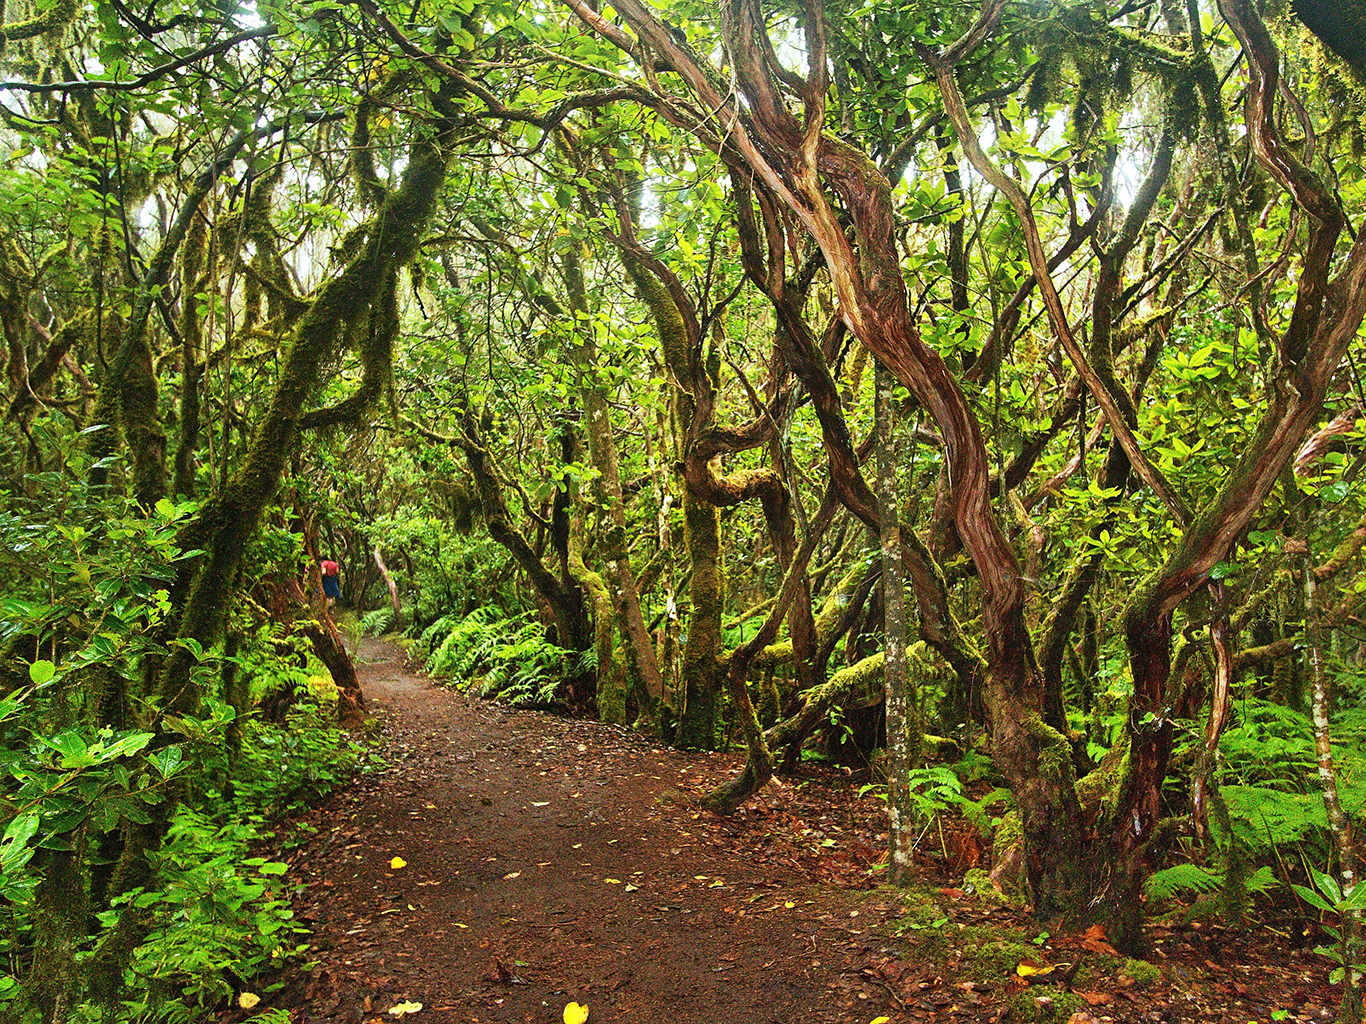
[[1145, 698, 1366, 916], [93, 809, 305, 1022], [230, 654, 370, 817], [423, 609, 573, 706], [0, 637, 370, 1024]]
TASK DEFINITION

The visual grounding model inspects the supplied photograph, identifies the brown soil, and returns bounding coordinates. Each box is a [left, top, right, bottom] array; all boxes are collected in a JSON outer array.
[[268, 641, 1344, 1024]]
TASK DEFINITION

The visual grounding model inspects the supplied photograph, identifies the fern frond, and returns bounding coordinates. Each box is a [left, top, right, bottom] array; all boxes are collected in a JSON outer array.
[[1144, 863, 1224, 903], [1222, 785, 1327, 850], [1244, 865, 1281, 897]]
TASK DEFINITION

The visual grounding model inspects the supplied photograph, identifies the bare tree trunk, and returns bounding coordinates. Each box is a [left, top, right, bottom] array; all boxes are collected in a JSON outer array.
[[374, 543, 401, 617]]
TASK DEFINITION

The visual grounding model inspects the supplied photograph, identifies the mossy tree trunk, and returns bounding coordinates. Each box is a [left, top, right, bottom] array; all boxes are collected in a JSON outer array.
[[90, 120, 461, 1002], [677, 488, 724, 748], [107, 128, 268, 509], [555, 173, 666, 721], [612, 202, 791, 753]]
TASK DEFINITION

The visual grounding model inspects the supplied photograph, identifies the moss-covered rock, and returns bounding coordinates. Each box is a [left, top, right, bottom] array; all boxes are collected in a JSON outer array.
[[1002, 989, 1085, 1021], [1071, 953, 1162, 989], [963, 867, 1027, 906], [955, 933, 1039, 979], [1118, 957, 1162, 987]]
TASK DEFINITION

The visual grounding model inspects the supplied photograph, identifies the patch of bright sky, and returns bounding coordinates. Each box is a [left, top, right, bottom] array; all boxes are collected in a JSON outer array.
[[235, 1, 267, 30]]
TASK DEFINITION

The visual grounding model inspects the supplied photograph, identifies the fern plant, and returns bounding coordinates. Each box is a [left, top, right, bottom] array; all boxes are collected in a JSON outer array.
[[1145, 863, 1278, 904], [422, 610, 572, 706], [425, 607, 506, 681], [358, 607, 397, 637], [481, 619, 571, 706]]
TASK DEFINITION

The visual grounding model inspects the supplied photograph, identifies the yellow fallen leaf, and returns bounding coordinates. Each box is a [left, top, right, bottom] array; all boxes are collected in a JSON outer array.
[[388, 1000, 423, 1017], [1016, 961, 1057, 978], [237, 992, 261, 1010], [563, 1002, 589, 1024], [784, 901, 795, 909], [390, 856, 407, 870], [604, 878, 622, 884], [870, 1018, 892, 1024]]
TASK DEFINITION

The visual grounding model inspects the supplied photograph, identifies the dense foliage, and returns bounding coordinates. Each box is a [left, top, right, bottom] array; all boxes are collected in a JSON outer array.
[[2, 0, 1365, 1018]]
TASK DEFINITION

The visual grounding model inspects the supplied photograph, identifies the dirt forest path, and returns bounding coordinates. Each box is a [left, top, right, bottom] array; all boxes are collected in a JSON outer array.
[[279, 640, 911, 1024]]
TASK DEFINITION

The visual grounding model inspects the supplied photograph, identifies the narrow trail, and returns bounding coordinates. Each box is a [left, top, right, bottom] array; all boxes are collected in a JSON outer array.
[[280, 640, 907, 1024]]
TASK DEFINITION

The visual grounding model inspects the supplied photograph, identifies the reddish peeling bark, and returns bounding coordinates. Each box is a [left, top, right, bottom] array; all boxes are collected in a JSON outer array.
[[1098, 0, 1366, 938], [560, 0, 1366, 944], [560, 0, 1079, 896]]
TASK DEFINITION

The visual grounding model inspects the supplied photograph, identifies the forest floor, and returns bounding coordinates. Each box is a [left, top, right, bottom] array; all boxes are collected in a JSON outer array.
[[258, 639, 1343, 1024]]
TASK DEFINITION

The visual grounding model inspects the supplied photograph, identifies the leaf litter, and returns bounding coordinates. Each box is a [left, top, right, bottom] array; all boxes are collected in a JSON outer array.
[[262, 639, 1343, 1024]]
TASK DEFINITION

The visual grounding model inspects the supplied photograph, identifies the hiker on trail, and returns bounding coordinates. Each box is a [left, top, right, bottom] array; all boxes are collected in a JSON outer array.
[[320, 557, 341, 605]]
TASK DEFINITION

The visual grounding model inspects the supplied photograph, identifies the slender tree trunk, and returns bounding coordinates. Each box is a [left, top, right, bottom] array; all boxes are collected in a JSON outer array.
[[1300, 536, 1363, 1023], [374, 543, 401, 617], [877, 361, 917, 882]]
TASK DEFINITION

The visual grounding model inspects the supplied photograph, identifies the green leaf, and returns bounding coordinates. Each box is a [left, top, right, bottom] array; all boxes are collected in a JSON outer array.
[[1292, 883, 1335, 913], [1311, 866, 1343, 905], [152, 745, 184, 778], [1, 813, 39, 871], [41, 731, 93, 768], [28, 660, 55, 686], [1339, 883, 1366, 912], [101, 731, 154, 761]]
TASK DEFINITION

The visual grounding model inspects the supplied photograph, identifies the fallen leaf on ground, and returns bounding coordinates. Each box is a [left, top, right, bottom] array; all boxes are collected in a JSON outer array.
[[504, 871, 521, 879], [237, 993, 260, 1010], [390, 856, 407, 870], [1077, 991, 1114, 1006], [387, 1001, 423, 1017], [1016, 960, 1058, 979], [1075, 925, 1120, 956], [604, 878, 622, 884], [563, 1001, 590, 1024], [870, 1017, 891, 1024]]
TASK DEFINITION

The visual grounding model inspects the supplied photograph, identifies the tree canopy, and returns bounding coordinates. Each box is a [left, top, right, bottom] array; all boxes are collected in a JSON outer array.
[[2, 0, 1366, 1017]]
